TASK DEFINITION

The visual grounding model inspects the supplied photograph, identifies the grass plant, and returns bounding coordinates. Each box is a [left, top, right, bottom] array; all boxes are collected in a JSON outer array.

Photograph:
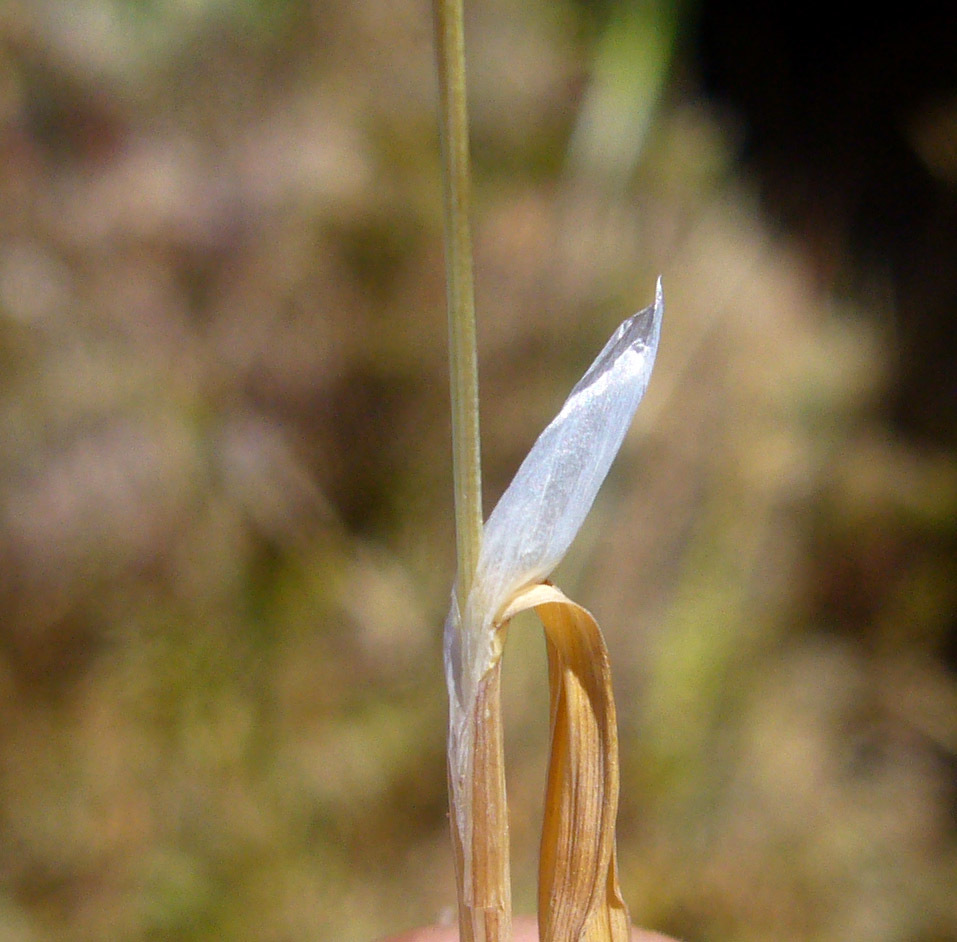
[[432, 4, 663, 939]]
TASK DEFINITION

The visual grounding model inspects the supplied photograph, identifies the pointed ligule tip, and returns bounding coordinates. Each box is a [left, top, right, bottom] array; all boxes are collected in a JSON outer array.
[[629, 276, 664, 351], [648, 274, 664, 353], [653, 274, 664, 336]]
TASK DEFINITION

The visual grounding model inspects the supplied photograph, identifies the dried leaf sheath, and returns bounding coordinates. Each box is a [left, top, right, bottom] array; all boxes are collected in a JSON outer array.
[[502, 584, 630, 942], [449, 659, 511, 942]]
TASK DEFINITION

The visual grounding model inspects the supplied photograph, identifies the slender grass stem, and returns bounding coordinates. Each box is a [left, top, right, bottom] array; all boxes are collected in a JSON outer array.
[[433, 4, 510, 941], [433, 0, 482, 608]]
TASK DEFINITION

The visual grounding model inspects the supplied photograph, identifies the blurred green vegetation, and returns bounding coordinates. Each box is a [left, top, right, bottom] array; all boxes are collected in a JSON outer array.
[[1, 1, 955, 941]]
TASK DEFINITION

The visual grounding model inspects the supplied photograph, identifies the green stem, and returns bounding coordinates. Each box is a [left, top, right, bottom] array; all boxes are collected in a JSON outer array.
[[433, 6, 509, 942], [433, 0, 482, 608]]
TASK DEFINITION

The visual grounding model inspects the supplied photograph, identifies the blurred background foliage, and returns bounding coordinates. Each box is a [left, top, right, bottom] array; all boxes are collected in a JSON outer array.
[[1, 1, 956, 940]]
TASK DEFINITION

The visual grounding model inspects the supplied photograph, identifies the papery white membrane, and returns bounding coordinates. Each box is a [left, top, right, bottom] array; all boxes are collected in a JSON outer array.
[[477, 276, 663, 627], [444, 279, 663, 869]]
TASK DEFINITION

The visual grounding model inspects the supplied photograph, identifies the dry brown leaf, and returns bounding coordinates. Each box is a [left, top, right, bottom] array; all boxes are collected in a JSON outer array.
[[502, 583, 630, 942]]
